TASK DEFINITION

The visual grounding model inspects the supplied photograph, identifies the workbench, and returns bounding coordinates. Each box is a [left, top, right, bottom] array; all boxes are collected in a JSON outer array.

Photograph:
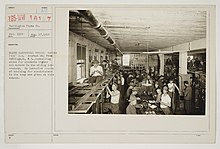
[[68, 74, 115, 114]]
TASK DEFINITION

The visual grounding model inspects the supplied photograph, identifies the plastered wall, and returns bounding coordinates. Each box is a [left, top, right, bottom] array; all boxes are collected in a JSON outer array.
[[68, 31, 107, 84]]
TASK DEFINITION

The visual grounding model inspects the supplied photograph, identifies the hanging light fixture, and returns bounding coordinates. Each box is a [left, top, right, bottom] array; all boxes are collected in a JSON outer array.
[[145, 27, 150, 71]]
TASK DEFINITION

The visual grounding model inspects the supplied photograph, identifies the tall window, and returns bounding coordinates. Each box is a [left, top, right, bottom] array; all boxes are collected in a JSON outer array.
[[94, 49, 99, 61], [77, 43, 86, 80], [100, 51, 104, 62], [89, 49, 92, 62], [105, 52, 109, 60], [123, 54, 130, 66]]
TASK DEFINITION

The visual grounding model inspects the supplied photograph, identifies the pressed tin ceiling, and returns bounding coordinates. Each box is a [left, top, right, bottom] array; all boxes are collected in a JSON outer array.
[[69, 7, 206, 53]]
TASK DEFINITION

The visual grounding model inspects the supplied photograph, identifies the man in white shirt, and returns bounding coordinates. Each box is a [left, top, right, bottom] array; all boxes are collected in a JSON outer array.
[[160, 86, 172, 115], [167, 78, 181, 113], [118, 73, 125, 113], [106, 84, 120, 114], [89, 60, 103, 85]]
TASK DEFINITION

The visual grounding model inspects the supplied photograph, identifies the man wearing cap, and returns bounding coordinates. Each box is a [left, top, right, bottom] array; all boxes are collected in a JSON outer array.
[[89, 60, 103, 85], [183, 81, 192, 114], [126, 94, 137, 114]]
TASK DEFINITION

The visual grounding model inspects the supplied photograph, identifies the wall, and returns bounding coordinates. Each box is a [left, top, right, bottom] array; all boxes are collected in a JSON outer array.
[[160, 38, 206, 75], [130, 54, 148, 68], [148, 54, 159, 68], [190, 38, 206, 51], [69, 31, 107, 84], [160, 38, 206, 52], [128, 54, 158, 70]]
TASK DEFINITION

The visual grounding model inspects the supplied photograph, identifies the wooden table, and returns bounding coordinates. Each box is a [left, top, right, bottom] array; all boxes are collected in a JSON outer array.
[[68, 73, 116, 114], [69, 103, 93, 114]]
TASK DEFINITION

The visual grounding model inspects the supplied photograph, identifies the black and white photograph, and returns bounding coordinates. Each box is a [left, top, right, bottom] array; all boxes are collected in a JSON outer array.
[[68, 8, 207, 115], [2, 2, 217, 144]]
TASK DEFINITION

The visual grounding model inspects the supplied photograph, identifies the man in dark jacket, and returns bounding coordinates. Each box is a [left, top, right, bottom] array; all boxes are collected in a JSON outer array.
[[183, 81, 192, 114]]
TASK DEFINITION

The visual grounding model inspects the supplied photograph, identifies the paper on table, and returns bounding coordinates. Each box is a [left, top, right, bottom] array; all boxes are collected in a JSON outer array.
[[149, 105, 157, 109], [149, 100, 156, 104]]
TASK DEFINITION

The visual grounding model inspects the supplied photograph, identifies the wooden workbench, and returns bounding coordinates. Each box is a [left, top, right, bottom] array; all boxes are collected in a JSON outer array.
[[68, 74, 116, 114]]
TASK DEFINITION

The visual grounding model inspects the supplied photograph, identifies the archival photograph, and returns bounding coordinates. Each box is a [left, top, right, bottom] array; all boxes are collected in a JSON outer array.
[[68, 8, 206, 115]]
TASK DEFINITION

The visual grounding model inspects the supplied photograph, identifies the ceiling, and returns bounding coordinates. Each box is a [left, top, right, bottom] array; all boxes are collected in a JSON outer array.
[[69, 7, 206, 53]]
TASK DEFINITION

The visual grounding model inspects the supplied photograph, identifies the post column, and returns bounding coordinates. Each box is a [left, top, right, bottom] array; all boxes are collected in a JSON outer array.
[[158, 53, 164, 75], [145, 54, 149, 71], [179, 51, 188, 75]]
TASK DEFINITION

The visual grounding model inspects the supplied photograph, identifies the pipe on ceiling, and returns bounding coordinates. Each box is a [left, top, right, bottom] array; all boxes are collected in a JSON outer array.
[[77, 10, 123, 56], [96, 25, 108, 38]]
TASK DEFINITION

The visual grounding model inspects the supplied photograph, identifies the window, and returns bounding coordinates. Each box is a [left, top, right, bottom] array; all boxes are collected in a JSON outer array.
[[100, 51, 104, 62], [94, 49, 99, 61], [105, 52, 109, 60], [89, 49, 92, 62], [123, 54, 130, 66], [76, 43, 86, 80]]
